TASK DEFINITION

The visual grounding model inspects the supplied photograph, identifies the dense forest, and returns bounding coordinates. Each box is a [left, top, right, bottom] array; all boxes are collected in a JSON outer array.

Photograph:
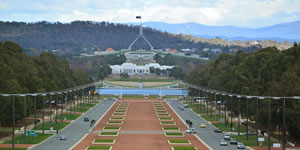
[[68, 54, 127, 80], [186, 44, 300, 142], [154, 53, 207, 79], [0, 21, 259, 54], [0, 41, 92, 126]]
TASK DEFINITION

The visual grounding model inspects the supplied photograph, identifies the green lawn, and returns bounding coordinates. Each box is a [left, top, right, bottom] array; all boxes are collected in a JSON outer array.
[[68, 107, 89, 112], [103, 126, 120, 130], [80, 103, 96, 107], [172, 146, 196, 150], [112, 113, 125, 116], [161, 121, 175, 125], [213, 123, 247, 133], [108, 78, 174, 82], [156, 111, 168, 113], [163, 127, 179, 131], [116, 107, 127, 110], [159, 117, 173, 120], [56, 113, 81, 120], [231, 135, 275, 146], [110, 117, 124, 120], [3, 133, 53, 144], [169, 139, 190, 144], [35, 122, 70, 130], [87, 145, 111, 150], [99, 132, 118, 136], [94, 139, 115, 143], [107, 121, 122, 124], [115, 110, 126, 112], [165, 132, 183, 136], [158, 114, 169, 116], [122, 95, 159, 99], [201, 114, 222, 121], [0, 127, 13, 131], [183, 102, 212, 114]]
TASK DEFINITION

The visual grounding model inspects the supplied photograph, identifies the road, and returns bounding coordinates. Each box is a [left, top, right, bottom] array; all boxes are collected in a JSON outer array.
[[166, 99, 250, 150], [31, 100, 115, 150]]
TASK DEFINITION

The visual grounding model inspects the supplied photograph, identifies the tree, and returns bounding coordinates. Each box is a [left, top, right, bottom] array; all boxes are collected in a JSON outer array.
[[155, 68, 161, 76], [120, 73, 129, 78]]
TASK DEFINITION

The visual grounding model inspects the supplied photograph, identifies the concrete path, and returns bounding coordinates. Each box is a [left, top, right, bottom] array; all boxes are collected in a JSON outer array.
[[30, 100, 115, 150]]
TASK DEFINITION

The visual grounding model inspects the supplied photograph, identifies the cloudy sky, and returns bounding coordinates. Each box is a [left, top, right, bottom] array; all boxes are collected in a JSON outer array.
[[0, 0, 299, 28]]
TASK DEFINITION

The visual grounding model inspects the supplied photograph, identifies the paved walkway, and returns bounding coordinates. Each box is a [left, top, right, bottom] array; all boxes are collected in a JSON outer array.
[[30, 100, 115, 150], [73, 98, 210, 150]]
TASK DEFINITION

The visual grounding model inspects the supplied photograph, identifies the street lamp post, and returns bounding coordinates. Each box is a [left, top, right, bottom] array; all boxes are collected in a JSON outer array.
[[20, 94, 27, 143], [269, 97, 280, 150], [215, 92, 219, 121], [223, 94, 227, 127], [257, 97, 264, 146], [12, 95, 15, 148], [237, 95, 241, 136], [42, 94, 47, 134], [229, 95, 233, 132], [1, 94, 13, 148], [282, 97, 286, 150], [246, 96, 252, 140], [32, 94, 37, 130]]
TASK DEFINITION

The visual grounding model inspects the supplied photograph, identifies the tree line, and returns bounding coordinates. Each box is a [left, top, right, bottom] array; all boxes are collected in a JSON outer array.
[[0, 21, 258, 54], [154, 53, 207, 79], [0, 41, 92, 126], [186, 43, 300, 142], [68, 54, 127, 80]]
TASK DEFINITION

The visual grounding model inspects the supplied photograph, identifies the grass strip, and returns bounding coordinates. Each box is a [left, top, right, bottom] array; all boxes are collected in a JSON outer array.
[[159, 117, 173, 120], [4, 133, 53, 144], [163, 127, 179, 131], [172, 146, 196, 150], [87, 145, 111, 150], [99, 132, 118, 136], [161, 121, 175, 125], [165, 132, 183, 136], [35, 122, 70, 130], [169, 139, 190, 144], [94, 139, 115, 143], [103, 126, 120, 130]]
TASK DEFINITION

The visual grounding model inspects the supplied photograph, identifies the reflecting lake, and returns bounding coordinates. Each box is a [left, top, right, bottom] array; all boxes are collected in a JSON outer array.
[[96, 88, 188, 96]]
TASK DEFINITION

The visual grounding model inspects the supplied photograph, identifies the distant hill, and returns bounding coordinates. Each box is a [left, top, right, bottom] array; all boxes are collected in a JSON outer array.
[[0, 21, 256, 54], [129, 21, 300, 42]]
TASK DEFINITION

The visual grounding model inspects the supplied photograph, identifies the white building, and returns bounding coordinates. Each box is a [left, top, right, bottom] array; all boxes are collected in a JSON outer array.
[[110, 63, 174, 75]]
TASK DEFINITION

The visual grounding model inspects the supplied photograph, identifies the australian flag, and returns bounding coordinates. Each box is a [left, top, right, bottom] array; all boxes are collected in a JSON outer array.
[[136, 16, 141, 19]]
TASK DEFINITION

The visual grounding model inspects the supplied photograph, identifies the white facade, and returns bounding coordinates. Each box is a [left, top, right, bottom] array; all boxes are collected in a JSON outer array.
[[110, 63, 174, 75]]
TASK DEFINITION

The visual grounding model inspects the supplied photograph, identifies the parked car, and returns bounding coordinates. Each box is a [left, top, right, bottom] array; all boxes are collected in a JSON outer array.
[[60, 135, 66, 140], [237, 142, 245, 149], [230, 138, 238, 145], [224, 134, 230, 140], [220, 140, 228, 146], [214, 128, 222, 133], [185, 128, 196, 134], [247, 130, 257, 135], [177, 106, 184, 111], [84, 117, 89, 122], [200, 123, 206, 128]]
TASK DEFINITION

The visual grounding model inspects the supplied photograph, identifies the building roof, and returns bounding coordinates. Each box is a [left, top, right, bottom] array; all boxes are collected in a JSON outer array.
[[168, 49, 177, 53], [105, 48, 115, 52]]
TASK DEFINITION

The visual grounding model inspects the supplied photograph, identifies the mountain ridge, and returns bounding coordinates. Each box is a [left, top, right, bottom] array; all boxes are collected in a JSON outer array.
[[128, 21, 300, 41]]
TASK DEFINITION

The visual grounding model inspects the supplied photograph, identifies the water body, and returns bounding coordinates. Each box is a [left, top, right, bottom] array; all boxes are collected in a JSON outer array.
[[96, 88, 188, 96]]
